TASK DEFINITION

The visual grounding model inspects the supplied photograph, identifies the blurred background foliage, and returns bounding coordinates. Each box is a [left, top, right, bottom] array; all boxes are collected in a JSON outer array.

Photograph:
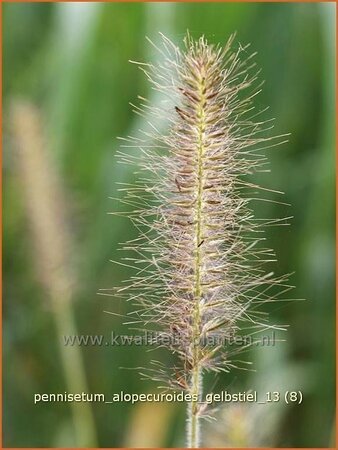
[[3, 2, 335, 448]]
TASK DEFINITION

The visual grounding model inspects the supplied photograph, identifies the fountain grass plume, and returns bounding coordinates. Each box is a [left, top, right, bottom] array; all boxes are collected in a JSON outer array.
[[112, 33, 291, 448]]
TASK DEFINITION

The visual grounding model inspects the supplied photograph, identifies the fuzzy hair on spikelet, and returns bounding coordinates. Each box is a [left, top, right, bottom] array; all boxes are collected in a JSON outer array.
[[112, 33, 290, 446]]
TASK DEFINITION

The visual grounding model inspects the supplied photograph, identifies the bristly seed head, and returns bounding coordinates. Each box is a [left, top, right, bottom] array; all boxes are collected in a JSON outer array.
[[114, 33, 290, 407]]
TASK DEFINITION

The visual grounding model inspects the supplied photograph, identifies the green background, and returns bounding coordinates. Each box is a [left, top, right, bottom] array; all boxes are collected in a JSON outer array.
[[3, 2, 335, 447]]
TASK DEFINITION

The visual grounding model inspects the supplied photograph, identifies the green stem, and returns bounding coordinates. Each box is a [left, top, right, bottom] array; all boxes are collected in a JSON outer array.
[[188, 365, 202, 447], [187, 73, 206, 449]]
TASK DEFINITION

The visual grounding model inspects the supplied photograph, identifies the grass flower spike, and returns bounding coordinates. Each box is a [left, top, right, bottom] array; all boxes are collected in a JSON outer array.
[[115, 33, 289, 448]]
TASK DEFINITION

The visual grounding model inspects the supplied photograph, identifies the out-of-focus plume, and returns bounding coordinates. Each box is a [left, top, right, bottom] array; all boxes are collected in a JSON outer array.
[[10, 100, 97, 447]]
